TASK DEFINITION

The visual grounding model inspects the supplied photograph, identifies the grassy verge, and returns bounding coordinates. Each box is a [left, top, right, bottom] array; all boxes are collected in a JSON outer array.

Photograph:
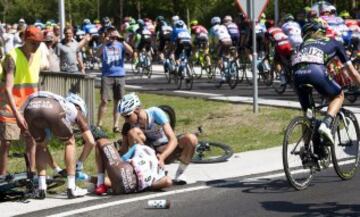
[[8, 92, 302, 180]]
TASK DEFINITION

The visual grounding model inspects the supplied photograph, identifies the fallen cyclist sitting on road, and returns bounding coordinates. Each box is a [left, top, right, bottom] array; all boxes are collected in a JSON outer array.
[[118, 93, 198, 184], [22, 91, 95, 199], [91, 126, 172, 195]]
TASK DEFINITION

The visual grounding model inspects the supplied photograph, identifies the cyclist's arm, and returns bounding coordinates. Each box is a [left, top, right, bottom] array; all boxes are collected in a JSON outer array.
[[77, 34, 91, 50], [122, 40, 133, 56], [76, 113, 95, 159], [158, 123, 178, 162]]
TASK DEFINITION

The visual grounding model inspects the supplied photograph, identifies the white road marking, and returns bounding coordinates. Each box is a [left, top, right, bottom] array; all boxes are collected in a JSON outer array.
[[48, 172, 286, 217]]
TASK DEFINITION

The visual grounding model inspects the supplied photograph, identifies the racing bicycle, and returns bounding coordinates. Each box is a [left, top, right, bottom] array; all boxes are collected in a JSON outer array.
[[173, 47, 194, 90], [282, 84, 360, 190]]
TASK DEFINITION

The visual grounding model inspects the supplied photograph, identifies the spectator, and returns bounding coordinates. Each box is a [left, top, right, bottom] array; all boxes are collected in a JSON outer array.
[[43, 31, 60, 72], [0, 26, 43, 176], [1, 24, 15, 54], [56, 26, 91, 73], [96, 27, 133, 132]]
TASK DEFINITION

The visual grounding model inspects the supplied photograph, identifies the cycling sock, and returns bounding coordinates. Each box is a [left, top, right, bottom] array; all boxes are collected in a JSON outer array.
[[97, 173, 105, 186], [175, 162, 188, 179], [38, 176, 47, 190], [53, 166, 62, 174], [323, 114, 334, 128], [76, 161, 84, 171], [68, 175, 76, 190]]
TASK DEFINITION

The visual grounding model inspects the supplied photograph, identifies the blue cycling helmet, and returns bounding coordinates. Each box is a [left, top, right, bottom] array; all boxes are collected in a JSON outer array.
[[65, 93, 87, 116]]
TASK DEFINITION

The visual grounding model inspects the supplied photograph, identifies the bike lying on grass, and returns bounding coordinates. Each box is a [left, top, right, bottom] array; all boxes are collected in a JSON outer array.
[[0, 147, 65, 201], [159, 105, 234, 163], [282, 84, 360, 190]]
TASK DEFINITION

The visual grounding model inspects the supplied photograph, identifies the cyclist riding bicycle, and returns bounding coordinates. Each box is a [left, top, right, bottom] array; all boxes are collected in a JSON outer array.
[[22, 91, 96, 199], [171, 20, 192, 66], [291, 21, 360, 145], [133, 19, 153, 66], [223, 15, 240, 49], [190, 19, 211, 66], [281, 14, 303, 49], [118, 93, 198, 184], [209, 16, 233, 66], [155, 17, 173, 62], [91, 126, 172, 195]]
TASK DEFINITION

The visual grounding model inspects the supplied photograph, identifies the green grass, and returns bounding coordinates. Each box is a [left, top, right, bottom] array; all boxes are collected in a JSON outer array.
[[8, 91, 302, 183]]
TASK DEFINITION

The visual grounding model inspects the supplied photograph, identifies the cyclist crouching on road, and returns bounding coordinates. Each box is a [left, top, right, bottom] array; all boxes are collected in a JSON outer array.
[[292, 21, 360, 148], [22, 91, 95, 199], [118, 93, 198, 184], [91, 126, 172, 195]]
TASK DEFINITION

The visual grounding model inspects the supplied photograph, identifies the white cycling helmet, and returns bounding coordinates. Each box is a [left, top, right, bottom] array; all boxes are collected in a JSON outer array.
[[175, 20, 185, 28], [118, 93, 141, 116], [211, 16, 221, 25], [172, 15, 180, 24], [65, 93, 87, 116]]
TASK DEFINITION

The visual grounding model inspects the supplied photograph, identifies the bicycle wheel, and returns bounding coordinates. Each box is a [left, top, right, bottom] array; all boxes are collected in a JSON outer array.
[[158, 105, 176, 129], [273, 69, 287, 94], [228, 60, 239, 89], [46, 176, 66, 191], [332, 109, 360, 180], [191, 141, 233, 163], [176, 68, 183, 90], [283, 116, 314, 190], [184, 64, 194, 90]]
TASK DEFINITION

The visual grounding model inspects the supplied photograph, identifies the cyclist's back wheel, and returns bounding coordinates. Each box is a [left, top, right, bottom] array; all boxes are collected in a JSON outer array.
[[191, 141, 233, 163], [273, 69, 287, 94], [228, 60, 239, 89], [332, 109, 360, 180], [184, 65, 194, 90], [283, 116, 314, 190]]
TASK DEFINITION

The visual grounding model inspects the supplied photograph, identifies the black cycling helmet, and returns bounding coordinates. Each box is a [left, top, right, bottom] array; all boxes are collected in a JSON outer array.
[[102, 17, 111, 26], [156, 16, 165, 22], [302, 21, 324, 39]]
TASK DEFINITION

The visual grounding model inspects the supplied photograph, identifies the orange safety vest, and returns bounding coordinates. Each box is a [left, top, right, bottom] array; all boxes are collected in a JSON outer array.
[[0, 48, 41, 123]]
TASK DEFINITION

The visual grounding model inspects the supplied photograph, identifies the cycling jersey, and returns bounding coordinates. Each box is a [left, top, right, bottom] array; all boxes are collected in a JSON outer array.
[[209, 24, 232, 43], [266, 27, 292, 57], [127, 144, 166, 191], [191, 25, 208, 38], [144, 21, 155, 34], [281, 21, 303, 48], [22, 91, 88, 142], [142, 107, 169, 146], [255, 22, 267, 34], [171, 27, 192, 43], [83, 23, 98, 35], [291, 38, 350, 67], [345, 19, 360, 32]]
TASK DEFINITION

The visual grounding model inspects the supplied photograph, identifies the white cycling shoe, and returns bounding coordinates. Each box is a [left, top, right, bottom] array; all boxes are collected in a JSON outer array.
[[67, 186, 88, 199], [318, 123, 334, 145]]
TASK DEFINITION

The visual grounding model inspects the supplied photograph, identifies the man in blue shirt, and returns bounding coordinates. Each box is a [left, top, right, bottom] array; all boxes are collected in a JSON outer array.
[[96, 27, 133, 133]]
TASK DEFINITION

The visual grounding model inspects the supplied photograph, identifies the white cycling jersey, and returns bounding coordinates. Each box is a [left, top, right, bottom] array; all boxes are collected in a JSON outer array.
[[210, 24, 232, 43], [281, 21, 303, 48]]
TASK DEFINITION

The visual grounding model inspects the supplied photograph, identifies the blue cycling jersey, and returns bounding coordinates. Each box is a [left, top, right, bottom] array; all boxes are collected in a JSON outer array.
[[83, 24, 98, 35], [171, 27, 191, 43], [292, 38, 350, 67], [143, 107, 170, 146]]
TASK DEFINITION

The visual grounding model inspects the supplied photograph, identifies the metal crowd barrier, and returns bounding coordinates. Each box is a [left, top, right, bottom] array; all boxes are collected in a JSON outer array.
[[39, 71, 96, 124]]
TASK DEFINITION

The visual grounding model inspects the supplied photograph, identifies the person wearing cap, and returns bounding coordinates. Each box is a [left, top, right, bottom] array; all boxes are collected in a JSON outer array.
[[0, 26, 44, 176], [96, 27, 133, 133], [1, 24, 15, 54], [55, 26, 91, 73]]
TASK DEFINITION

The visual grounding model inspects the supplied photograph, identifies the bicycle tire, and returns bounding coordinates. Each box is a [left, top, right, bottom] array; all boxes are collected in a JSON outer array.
[[283, 116, 314, 190], [191, 141, 233, 163], [331, 108, 360, 180], [228, 60, 239, 89], [158, 105, 176, 130]]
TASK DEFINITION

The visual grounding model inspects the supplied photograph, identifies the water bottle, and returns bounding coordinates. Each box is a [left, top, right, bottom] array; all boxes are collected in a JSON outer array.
[[147, 199, 170, 209]]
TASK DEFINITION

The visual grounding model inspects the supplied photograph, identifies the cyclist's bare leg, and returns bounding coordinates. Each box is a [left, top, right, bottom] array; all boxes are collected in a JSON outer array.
[[36, 143, 49, 177], [64, 136, 76, 176], [0, 140, 11, 175], [327, 91, 344, 118], [24, 131, 36, 173], [77, 130, 95, 163], [113, 100, 120, 130], [177, 133, 197, 164]]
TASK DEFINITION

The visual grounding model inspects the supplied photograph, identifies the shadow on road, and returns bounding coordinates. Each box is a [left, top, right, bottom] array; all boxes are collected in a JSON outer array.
[[262, 201, 360, 217]]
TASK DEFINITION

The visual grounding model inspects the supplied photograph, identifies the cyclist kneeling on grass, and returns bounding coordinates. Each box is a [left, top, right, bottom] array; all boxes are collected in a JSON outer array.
[[22, 91, 95, 199], [118, 93, 198, 184], [91, 126, 172, 195], [292, 21, 360, 148]]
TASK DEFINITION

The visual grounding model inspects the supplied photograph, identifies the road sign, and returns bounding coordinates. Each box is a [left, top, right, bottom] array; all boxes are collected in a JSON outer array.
[[236, 0, 270, 21]]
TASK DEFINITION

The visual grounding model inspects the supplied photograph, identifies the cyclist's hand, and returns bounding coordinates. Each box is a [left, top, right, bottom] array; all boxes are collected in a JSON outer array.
[[157, 154, 165, 169]]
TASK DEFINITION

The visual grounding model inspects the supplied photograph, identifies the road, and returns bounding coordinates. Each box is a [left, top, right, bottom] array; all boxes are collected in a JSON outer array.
[[18, 170, 360, 217]]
